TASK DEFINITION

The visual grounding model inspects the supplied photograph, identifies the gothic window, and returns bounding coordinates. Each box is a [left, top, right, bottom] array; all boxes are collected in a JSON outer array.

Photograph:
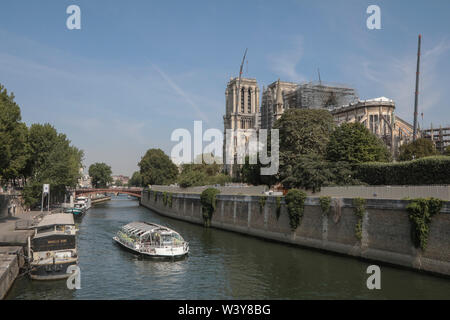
[[248, 88, 252, 113], [241, 88, 245, 113]]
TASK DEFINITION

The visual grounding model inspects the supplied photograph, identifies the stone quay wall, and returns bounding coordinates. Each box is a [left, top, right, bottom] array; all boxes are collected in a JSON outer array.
[[140, 189, 450, 277]]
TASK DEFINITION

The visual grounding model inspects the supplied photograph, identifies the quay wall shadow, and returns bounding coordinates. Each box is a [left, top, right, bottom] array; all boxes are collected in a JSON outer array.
[[140, 190, 450, 277]]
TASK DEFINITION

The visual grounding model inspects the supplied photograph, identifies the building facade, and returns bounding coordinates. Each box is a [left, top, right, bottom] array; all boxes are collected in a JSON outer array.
[[223, 77, 260, 175]]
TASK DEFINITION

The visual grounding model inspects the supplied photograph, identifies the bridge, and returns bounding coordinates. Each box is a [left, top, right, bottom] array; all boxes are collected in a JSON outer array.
[[75, 187, 143, 198]]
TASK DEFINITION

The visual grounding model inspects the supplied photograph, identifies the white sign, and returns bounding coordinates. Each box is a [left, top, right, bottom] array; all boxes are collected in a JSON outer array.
[[43, 184, 50, 194]]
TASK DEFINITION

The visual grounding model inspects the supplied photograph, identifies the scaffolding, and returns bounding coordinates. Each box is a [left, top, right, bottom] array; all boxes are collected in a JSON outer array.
[[284, 81, 359, 111]]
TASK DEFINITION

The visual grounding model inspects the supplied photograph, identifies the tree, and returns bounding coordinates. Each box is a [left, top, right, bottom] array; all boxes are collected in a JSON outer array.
[[89, 163, 113, 188], [326, 122, 391, 164], [138, 149, 178, 186], [23, 123, 84, 207], [274, 109, 335, 186], [0, 84, 29, 184], [129, 171, 143, 187], [177, 153, 231, 188], [398, 138, 437, 161]]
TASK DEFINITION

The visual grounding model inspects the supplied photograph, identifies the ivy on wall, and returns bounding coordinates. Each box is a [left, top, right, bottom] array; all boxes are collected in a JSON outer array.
[[200, 188, 220, 227], [276, 197, 282, 220], [285, 189, 307, 231], [353, 198, 366, 240], [163, 192, 168, 206], [168, 193, 173, 208], [406, 197, 443, 250], [259, 196, 267, 214], [319, 196, 332, 216]]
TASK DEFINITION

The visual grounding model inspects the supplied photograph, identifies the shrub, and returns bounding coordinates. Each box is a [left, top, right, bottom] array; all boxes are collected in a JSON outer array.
[[354, 156, 450, 185], [284, 189, 307, 231], [200, 188, 220, 227], [319, 196, 332, 216]]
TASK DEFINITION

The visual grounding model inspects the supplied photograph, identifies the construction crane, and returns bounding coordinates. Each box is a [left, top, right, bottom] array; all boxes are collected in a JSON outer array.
[[236, 48, 248, 113]]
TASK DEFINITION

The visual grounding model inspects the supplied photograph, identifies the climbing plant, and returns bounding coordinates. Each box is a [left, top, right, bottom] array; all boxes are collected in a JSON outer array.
[[276, 197, 282, 220], [154, 191, 158, 202], [406, 197, 443, 250], [259, 196, 267, 214], [285, 189, 307, 231], [168, 193, 173, 208], [163, 192, 168, 206], [353, 198, 366, 240], [200, 188, 220, 227], [319, 196, 332, 216]]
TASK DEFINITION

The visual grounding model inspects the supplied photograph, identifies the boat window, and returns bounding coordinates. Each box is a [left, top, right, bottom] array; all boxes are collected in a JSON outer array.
[[37, 226, 54, 234]]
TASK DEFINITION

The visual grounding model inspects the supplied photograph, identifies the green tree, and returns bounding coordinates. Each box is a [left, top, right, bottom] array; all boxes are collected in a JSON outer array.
[[89, 163, 113, 188], [398, 138, 437, 161], [177, 154, 231, 188], [326, 122, 391, 163], [129, 171, 143, 187], [138, 149, 178, 186], [274, 109, 335, 187], [22, 123, 83, 207], [0, 84, 29, 184]]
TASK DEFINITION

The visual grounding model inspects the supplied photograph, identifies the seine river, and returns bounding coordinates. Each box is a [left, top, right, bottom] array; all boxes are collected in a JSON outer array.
[[6, 197, 450, 299]]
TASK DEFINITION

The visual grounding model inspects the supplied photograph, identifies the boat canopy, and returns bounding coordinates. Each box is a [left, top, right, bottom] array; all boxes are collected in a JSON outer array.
[[33, 213, 75, 229], [121, 221, 174, 238]]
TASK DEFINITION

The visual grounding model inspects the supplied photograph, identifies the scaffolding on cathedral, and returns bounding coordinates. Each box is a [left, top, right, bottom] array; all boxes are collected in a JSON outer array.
[[284, 81, 359, 111]]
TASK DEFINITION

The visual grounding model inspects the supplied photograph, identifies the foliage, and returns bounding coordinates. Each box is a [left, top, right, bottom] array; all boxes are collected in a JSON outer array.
[[276, 196, 282, 220], [354, 156, 450, 185], [89, 162, 113, 188], [284, 189, 307, 231], [163, 192, 168, 206], [398, 138, 437, 161], [280, 155, 358, 193], [22, 124, 83, 208], [0, 84, 29, 183], [274, 109, 335, 159], [168, 193, 173, 208], [319, 196, 332, 216], [129, 171, 143, 187], [139, 149, 178, 186], [178, 154, 231, 188], [406, 198, 443, 250], [259, 195, 267, 214], [326, 122, 391, 163], [200, 188, 220, 227], [353, 198, 366, 240]]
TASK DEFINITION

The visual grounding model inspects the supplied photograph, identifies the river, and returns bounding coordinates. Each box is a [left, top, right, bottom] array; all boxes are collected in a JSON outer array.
[[6, 196, 450, 299]]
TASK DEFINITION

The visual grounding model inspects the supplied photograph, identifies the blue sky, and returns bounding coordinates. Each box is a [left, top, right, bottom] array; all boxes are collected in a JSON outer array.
[[1, 0, 450, 176]]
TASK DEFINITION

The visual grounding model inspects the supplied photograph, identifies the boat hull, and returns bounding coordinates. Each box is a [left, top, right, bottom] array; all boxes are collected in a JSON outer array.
[[30, 259, 78, 281], [113, 237, 188, 259]]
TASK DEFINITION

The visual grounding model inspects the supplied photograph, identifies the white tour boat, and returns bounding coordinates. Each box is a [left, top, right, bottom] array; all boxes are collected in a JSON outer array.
[[113, 221, 189, 258]]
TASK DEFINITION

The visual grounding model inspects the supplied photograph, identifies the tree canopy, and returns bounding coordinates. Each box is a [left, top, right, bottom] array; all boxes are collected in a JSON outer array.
[[138, 149, 178, 186], [89, 163, 113, 188], [326, 122, 391, 163], [129, 171, 143, 187], [0, 84, 29, 183], [398, 138, 437, 161]]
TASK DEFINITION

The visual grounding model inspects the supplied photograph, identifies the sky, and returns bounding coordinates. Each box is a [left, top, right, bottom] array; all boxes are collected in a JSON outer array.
[[1, 0, 450, 176]]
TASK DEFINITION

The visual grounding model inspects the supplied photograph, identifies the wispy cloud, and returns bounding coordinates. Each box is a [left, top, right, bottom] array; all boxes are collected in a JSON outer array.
[[267, 36, 306, 82], [351, 38, 450, 125], [153, 64, 211, 125]]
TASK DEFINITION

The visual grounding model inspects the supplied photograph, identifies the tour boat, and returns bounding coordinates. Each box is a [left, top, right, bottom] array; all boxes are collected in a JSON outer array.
[[29, 214, 78, 280], [113, 221, 189, 259]]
